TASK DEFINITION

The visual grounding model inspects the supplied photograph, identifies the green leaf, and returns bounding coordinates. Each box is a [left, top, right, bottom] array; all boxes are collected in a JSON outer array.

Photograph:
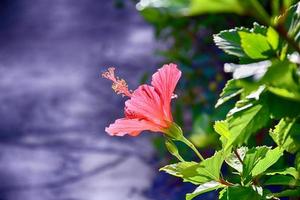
[[214, 120, 230, 148], [225, 147, 248, 173], [239, 31, 272, 59], [225, 102, 269, 150], [214, 24, 276, 60], [213, 27, 249, 58], [186, 181, 224, 200], [215, 79, 243, 108], [190, 0, 246, 15], [266, 167, 299, 179], [261, 60, 300, 101], [182, 151, 224, 184], [242, 146, 269, 179], [160, 151, 224, 185], [268, 92, 300, 119], [266, 27, 279, 50], [219, 186, 262, 200], [160, 161, 198, 181], [251, 147, 283, 176], [264, 175, 300, 186], [270, 118, 300, 153], [273, 189, 300, 198]]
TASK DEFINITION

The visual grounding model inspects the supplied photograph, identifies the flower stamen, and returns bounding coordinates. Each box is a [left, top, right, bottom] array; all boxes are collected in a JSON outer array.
[[102, 67, 132, 97]]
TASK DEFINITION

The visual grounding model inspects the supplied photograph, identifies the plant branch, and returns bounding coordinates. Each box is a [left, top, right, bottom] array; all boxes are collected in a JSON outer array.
[[234, 149, 243, 164], [273, 24, 300, 55], [219, 178, 234, 186]]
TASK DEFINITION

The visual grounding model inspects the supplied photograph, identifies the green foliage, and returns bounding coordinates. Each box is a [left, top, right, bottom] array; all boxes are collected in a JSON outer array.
[[136, 0, 300, 199]]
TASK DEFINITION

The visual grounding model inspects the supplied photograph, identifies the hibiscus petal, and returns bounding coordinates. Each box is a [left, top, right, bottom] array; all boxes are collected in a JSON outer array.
[[105, 118, 163, 136], [125, 84, 168, 127], [151, 63, 181, 121]]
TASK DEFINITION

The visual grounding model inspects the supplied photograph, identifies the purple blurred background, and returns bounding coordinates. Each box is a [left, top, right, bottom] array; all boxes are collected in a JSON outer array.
[[0, 0, 159, 199]]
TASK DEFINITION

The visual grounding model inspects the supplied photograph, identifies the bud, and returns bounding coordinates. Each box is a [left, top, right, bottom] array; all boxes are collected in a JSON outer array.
[[164, 122, 184, 141], [165, 140, 184, 162]]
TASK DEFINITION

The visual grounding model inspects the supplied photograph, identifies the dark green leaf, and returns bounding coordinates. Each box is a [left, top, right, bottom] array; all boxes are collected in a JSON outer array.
[[213, 27, 249, 58], [266, 167, 299, 179], [219, 186, 262, 200], [261, 60, 300, 101], [225, 102, 270, 150], [242, 146, 269, 179], [215, 79, 243, 108], [264, 175, 300, 186], [273, 189, 300, 198]]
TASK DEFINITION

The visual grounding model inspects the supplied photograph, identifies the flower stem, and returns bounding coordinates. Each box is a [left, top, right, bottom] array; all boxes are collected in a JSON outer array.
[[181, 137, 205, 161]]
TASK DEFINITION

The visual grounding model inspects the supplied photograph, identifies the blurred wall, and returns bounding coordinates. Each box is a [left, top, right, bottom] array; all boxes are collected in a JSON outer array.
[[0, 1, 157, 199]]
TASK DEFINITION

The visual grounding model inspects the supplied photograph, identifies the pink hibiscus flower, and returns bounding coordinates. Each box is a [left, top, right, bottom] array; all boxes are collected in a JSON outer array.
[[102, 63, 181, 136]]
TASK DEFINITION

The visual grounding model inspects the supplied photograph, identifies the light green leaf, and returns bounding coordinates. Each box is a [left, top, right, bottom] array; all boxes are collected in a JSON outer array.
[[181, 151, 224, 184], [190, 0, 246, 15], [214, 121, 230, 139], [214, 120, 230, 148], [136, 0, 246, 16], [239, 31, 271, 59], [215, 79, 243, 108], [266, 167, 299, 179], [160, 151, 224, 185], [251, 147, 283, 176], [186, 181, 224, 200], [219, 186, 262, 200], [266, 27, 279, 50], [160, 161, 198, 182]]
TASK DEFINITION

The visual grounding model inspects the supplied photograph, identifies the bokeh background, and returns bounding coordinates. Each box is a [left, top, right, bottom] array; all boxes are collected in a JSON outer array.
[[0, 1, 158, 199], [1, 0, 298, 200]]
